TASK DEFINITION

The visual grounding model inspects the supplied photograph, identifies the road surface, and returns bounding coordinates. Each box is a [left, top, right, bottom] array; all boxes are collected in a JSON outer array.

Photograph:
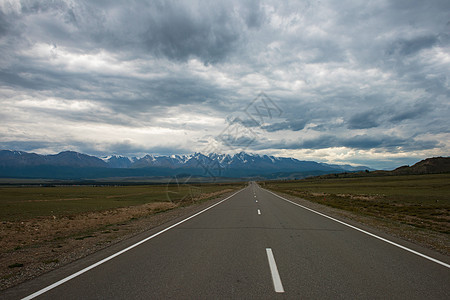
[[3, 182, 449, 299]]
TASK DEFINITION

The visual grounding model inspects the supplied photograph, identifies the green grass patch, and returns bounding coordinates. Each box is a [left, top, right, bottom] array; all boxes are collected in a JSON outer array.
[[0, 183, 243, 221]]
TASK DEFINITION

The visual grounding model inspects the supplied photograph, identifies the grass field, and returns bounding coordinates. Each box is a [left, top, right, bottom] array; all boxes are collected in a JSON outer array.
[[263, 174, 450, 234], [0, 182, 243, 221]]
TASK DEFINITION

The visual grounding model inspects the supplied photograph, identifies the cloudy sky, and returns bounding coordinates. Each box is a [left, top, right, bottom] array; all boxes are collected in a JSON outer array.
[[1, 0, 449, 169]]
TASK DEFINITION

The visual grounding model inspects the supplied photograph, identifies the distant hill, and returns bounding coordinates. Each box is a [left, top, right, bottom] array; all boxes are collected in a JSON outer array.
[[0, 150, 372, 180], [314, 157, 450, 179], [391, 157, 450, 175]]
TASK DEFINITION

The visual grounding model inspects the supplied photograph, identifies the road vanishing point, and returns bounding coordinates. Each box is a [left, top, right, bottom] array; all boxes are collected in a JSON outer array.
[[3, 182, 449, 299]]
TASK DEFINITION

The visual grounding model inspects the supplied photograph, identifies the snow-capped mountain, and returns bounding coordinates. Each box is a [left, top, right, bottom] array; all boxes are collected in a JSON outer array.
[[0, 150, 373, 179], [132, 154, 192, 168], [101, 155, 135, 168], [129, 152, 336, 172]]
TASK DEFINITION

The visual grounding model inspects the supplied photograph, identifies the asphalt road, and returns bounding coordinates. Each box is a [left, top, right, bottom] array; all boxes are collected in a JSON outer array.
[[4, 182, 450, 299]]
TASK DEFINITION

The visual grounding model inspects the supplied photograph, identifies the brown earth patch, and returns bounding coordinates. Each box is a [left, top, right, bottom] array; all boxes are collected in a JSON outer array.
[[0, 202, 176, 253], [336, 193, 381, 201], [23, 198, 88, 203]]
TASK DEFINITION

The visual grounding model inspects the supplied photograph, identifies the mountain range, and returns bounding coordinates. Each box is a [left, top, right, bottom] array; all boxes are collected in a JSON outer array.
[[0, 150, 373, 180]]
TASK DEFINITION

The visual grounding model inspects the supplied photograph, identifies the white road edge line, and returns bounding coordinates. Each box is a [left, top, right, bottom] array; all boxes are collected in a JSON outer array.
[[266, 248, 285, 293], [22, 188, 245, 300], [264, 188, 450, 269], [258, 209, 261, 215]]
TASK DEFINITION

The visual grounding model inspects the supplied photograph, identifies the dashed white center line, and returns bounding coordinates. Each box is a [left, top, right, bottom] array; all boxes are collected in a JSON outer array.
[[257, 209, 261, 215], [266, 248, 285, 293], [255, 200, 258, 203]]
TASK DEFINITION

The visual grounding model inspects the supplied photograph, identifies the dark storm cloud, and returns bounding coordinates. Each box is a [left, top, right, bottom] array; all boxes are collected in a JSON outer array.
[[0, 139, 106, 156], [342, 135, 406, 150], [0, 140, 57, 152], [107, 141, 191, 157], [0, 10, 10, 37], [347, 111, 382, 129], [227, 117, 260, 128], [388, 102, 431, 123], [18, 0, 249, 63], [242, 0, 266, 28], [388, 35, 438, 56], [253, 134, 440, 152], [139, 3, 242, 63], [0, 70, 44, 90], [346, 100, 434, 130], [0, 0, 264, 68], [262, 119, 308, 132]]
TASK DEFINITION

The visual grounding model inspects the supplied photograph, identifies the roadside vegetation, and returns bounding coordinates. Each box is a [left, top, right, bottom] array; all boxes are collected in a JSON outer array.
[[262, 174, 450, 235]]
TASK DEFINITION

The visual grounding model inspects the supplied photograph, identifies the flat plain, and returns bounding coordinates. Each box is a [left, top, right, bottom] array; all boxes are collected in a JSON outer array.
[[0, 183, 242, 221]]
